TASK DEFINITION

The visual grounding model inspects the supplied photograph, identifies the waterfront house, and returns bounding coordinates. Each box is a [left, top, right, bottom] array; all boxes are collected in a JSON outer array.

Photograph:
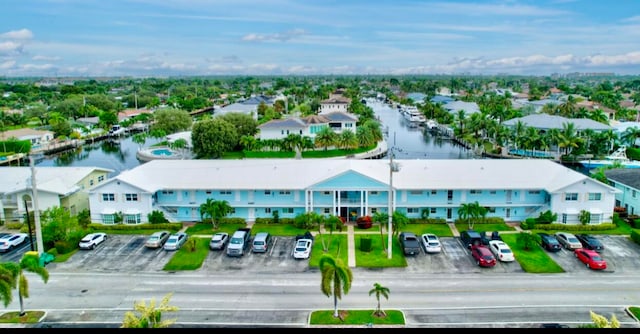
[[257, 111, 359, 141], [215, 95, 274, 121], [87, 159, 617, 225], [0, 128, 55, 148], [319, 89, 351, 114], [503, 114, 612, 132], [604, 168, 640, 216], [0, 166, 113, 222]]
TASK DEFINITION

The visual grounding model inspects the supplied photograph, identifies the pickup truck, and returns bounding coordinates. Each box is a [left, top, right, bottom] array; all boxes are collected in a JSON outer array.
[[226, 228, 251, 257], [399, 232, 421, 255]]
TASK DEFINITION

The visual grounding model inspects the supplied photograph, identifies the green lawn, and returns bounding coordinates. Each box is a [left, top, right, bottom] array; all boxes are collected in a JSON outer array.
[[455, 222, 516, 233], [250, 223, 312, 236], [185, 222, 247, 235], [500, 233, 565, 273], [355, 235, 407, 268], [163, 237, 210, 271], [309, 309, 405, 326], [398, 223, 455, 237], [309, 234, 348, 267]]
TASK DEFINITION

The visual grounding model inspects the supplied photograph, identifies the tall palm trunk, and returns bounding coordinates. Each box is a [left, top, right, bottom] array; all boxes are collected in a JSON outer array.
[[19, 288, 25, 316]]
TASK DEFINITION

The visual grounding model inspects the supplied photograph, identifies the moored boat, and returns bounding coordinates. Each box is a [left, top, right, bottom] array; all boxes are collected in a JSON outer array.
[[579, 146, 640, 169]]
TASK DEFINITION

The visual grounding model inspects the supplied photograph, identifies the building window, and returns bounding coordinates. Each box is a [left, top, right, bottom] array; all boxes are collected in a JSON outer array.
[[430, 207, 436, 214], [370, 191, 378, 195], [470, 190, 482, 194], [409, 191, 422, 195], [102, 193, 115, 202], [279, 191, 291, 195], [162, 190, 174, 195], [588, 193, 602, 201], [125, 193, 138, 202], [283, 208, 293, 214], [407, 207, 419, 214], [323, 208, 331, 214], [98, 175, 105, 182], [265, 191, 271, 195], [562, 214, 568, 224], [528, 190, 541, 194], [431, 190, 437, 195], [89, 180, 94, 186], [206, 191, 212, 194], [102, 214, 115, 224], [220, 191, 232, 195], [265, 208, 271, 214], [371, 208, 378, 214], [124, 214, 141, 224], [489, 191, 497, 195], [486, 207, 496, 213], [633, 190, 637, 198], [565, 193, 578, 201]]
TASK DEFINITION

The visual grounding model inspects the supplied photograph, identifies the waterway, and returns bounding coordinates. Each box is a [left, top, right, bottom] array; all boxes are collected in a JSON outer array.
[[34, 100, 474, 176], [369, 99, 476, 159]]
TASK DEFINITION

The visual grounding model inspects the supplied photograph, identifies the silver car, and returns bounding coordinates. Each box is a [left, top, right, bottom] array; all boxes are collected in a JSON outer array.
[[145, 231, 170, 249], [554, 232, 582, 250], [209, 232, 229, 250], [163, 232, 188, 251]]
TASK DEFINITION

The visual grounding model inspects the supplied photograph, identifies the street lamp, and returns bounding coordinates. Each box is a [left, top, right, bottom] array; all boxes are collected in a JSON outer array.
[[28, 156, 45, 256], [387, 148, 400, 259]]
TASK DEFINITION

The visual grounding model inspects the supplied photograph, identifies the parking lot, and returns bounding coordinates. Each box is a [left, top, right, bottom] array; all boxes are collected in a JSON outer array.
[[14, 233, 640, 275]]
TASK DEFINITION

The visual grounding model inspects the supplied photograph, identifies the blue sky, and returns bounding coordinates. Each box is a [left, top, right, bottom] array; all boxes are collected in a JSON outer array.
[[1, 0, 639, 77]]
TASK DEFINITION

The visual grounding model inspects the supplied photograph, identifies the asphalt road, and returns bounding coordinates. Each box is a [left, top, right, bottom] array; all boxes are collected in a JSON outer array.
[[2, 233, 640, 328]]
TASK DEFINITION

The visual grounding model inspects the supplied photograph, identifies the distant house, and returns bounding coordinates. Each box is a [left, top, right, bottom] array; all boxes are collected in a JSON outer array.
[[216, 95, 274, 120], [118, 109, 153, 122], [319, 89, 351, 114], [604, 169, 640, 216], [0, 166, 113, 222], [442, 101, 480, 115], [502, 114, 612, 132], [257, 112, 359, 140], [0, 128, 55, 147]]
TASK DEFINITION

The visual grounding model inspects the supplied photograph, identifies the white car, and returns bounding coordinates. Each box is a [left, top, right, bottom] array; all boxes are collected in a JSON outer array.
[[78, 232, 107, 250], [293, 239, 313, 259], [420, 233, 442, 253], [488, 240, 515, 262], [0, 233, 28, 252]]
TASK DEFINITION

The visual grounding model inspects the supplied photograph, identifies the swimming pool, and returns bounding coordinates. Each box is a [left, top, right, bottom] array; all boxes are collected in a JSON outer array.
[[151, 148, 174, 156], [509, 149, 554, 158]]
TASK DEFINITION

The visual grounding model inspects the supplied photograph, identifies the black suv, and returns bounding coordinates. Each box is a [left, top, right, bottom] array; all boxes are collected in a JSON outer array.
[[460, 230, 483, 249], [537, 232, 562, 252]]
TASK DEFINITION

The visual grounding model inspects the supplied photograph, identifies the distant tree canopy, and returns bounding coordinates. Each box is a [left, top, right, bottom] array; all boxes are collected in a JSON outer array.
[[151, 108, 193, 135], [217, 112, 258, 139], [191, 118, 238, 158]]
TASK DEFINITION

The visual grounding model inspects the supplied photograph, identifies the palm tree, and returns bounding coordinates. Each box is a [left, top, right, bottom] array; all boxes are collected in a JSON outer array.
[[314, 127, 337, 151], [199, 198, 233, 230], [319, 253, 353, 318], [337, 129, 358, 150], [0, 253, 50, 316], [369, 282, 390, 317], [458, 202, 475, 230], [121, 293, 179, 328]]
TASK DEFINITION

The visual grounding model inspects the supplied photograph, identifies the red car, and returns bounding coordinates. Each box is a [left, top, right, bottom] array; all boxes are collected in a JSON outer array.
[[470, 245, 496, 267], [575, 249, 607, 270]]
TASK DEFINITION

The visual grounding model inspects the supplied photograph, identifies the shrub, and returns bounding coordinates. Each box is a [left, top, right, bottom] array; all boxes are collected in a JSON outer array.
[[148, 210, 169, 224]]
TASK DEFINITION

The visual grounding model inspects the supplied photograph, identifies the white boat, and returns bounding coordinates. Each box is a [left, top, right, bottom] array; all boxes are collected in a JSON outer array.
[[402, 106, 426, 126], [425, 119, 439, 130], [108, 124, 126, 137], [579, 146, 640, 169]]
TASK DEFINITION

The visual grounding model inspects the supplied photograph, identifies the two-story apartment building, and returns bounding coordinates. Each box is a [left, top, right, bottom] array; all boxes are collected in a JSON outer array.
[[604, 168, 640, 216], [0, 166, 114, 222], [88, 159, 618, 225]]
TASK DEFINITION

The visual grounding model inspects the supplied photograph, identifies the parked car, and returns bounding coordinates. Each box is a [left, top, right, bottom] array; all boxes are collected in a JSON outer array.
[[293, 238, 313, 259], [0, 233, 28, 252], [481, 231, 502, 245], [574, 248, 607, 270], [399, 232, 421, 255], [460, 230, 483, 249], [78, 233, 107, 250], [488, 240, 515, 262], [251, 232, 272, 253], [538, 233, 562, 252], [575, 234, 604, 252], [145, 231, 170, 249], [555, 232, 582, 250], [209, 232, 229, 251], [420, 233, 442, 254], [470, 245, 496, 267], [163, 232, 188, 251]]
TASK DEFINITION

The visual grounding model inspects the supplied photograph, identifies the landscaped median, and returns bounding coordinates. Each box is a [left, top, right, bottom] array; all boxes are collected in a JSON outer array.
[[308, 309, 405, 327]]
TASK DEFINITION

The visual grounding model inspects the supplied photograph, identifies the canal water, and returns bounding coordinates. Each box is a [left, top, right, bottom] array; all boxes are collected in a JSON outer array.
[[35, 100, 474, 176], [369, 99, 476, 159]]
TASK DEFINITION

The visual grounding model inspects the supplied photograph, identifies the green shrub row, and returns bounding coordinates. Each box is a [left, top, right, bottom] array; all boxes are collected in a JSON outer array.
[[407, 218, 448, 224], [526, 222, 617, 231], [452, 217, 506, 225], [631, 230, 640, 244], [87, 223, 182, 231], [253, 217, 295, 224]]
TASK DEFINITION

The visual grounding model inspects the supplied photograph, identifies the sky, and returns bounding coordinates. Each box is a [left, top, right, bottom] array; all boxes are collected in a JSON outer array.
[[1, 0, 640, 77]]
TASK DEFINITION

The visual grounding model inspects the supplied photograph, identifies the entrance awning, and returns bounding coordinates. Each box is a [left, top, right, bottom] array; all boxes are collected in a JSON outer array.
[[124, 209, 141, 215], [101, 208, 116, 215], [589, 208, 603, 215], [565, 208, 579, 215]]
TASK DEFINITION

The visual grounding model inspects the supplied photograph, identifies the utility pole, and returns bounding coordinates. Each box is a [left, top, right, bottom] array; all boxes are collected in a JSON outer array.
[[387, 146, 399, 259], [29, 156, 45, 255]]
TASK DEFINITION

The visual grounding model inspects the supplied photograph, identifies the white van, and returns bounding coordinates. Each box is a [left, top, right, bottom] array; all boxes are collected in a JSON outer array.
[[252, 232, 272, 253]]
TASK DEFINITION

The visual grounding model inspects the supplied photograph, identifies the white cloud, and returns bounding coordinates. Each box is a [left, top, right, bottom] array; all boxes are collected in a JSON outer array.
[[32, 55, 61, 61], [242, 29, 307, 42], [0, 60, 16, 70], [0, 28, 34, 40], [0, 41, 24, 55]]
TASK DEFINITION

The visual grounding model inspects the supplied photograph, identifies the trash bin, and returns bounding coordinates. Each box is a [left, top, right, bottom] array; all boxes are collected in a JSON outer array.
[[360, 237, 372, 252], [39, 253, 55, 267]]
